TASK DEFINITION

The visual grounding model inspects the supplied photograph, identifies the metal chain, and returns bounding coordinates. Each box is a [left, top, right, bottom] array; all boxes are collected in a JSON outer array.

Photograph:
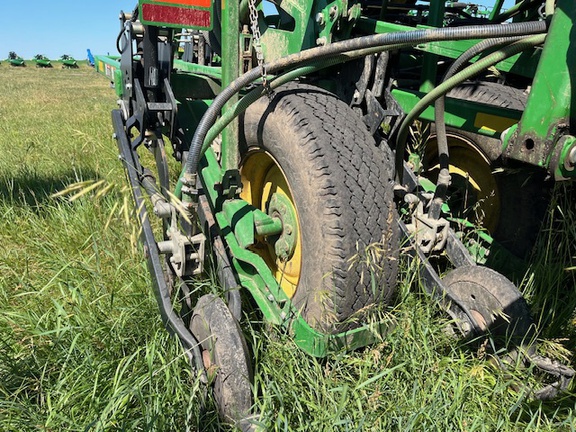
[[248, 0, 273, 96]]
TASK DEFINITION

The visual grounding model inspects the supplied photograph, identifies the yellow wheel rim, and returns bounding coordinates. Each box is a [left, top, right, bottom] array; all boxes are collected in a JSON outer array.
[[425, 134, 500, 233], [240, 151, 302, 298]]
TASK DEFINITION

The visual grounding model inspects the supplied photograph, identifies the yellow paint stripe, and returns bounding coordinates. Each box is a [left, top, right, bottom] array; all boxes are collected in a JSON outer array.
[[474, 113, 517, 134]]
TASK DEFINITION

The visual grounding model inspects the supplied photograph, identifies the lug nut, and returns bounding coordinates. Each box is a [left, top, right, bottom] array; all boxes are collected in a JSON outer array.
[[569, 145, 576, 169]]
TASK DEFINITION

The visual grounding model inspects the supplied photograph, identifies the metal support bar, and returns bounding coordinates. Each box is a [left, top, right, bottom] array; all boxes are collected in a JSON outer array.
[[112, 109, 206, 378], [418, 0, 444, 93], [503, 0, 576, 167], [220, 0, 241, 176], [197, 192, 243, 321]]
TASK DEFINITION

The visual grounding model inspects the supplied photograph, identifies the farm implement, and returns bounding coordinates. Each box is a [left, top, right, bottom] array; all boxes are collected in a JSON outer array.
[[8, 52, 25, 67], [33, 54, 52, 68], [96, 0, 576, 426], [60, 55, 78, 68]]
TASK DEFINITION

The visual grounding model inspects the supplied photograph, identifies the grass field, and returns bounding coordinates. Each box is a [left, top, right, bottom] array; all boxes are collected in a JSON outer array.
[[0, 64, 575, 431]]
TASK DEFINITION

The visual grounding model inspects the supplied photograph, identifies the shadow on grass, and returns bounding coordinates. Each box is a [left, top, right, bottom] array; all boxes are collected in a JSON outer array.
[[0, 169, 97, 208]]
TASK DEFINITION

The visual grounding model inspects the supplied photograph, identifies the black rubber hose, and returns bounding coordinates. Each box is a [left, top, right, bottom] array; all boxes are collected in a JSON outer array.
[[183, 20, 547, 179], [428, 36, 524, 220], [394, 34, 546, 184]]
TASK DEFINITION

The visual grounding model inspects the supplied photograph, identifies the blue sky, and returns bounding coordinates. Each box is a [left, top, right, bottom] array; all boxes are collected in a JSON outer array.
[[0, 1, 135, 60], [0, 1, 511, 61]]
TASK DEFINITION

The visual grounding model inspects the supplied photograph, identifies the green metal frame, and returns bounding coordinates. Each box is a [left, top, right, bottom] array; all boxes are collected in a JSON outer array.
[[501, 0, 576, 175], [96, 0, 576, 357], [199, 147, 393, 357]]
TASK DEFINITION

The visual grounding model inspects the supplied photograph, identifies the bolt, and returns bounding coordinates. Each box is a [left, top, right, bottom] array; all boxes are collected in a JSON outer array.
[[275, 239, 289, 261], [284, 224, 293, 236], [112, 133, 117, 139], [460, 321, 472, 334], [329, 5, 338, 19], [316, 37, 327, 46], [280, 311, 287, 320], [315, 12, 325, 25], [568, 145, 576, 170], [268, 294, 275, 302]]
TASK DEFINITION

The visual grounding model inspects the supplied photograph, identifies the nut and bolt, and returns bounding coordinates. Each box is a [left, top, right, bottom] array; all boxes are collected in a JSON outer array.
[[275, 239, 290, 261], [568, 145, 576, 170], [329, 5, 338, 18]]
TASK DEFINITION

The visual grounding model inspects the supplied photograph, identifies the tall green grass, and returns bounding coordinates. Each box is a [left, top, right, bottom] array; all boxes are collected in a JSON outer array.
[[0, 64, 574, 431]]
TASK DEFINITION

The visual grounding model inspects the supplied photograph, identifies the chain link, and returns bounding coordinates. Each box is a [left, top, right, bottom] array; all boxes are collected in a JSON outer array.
[[248, 0, 273, 96]]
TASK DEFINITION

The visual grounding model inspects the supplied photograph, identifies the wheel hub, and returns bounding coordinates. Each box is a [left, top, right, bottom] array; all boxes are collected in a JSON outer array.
[[240, 150, 302, 298], [268, 193, 298, 262]]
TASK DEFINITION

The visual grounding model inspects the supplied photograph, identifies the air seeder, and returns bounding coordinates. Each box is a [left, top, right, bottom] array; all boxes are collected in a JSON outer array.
[[8, 52, 25, 67], [96, 0, 576, 425], [34, 54, 52, 68], [60, 55, 78, 68]]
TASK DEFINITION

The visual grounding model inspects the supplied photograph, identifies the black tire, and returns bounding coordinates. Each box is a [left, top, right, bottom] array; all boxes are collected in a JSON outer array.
[[189, 294, 252, 426], [426, 81, 550, 258], [446, 81, 527, 161], [442, 265, 535, 349], [448, 81, 527, 110], [241, 83, 399, 332]]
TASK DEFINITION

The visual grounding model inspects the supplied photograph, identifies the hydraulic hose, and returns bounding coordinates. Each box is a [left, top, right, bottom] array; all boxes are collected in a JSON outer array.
[[202, 41, 421, 156], [174, 41, 419, 197], [204, 35, 521, 158], [183, 20, 547, 181], [428, 35, 524, 219], [493, 0, 542, 23], [394, 33, 547, 184]]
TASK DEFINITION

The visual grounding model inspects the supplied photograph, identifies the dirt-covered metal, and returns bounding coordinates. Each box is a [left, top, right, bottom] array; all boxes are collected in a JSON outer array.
[[96, 0, 576, 422]]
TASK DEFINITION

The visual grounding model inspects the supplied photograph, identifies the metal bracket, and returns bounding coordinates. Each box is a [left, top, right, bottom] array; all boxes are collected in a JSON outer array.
[[316, 0, 347, 45], [158, 227, 206, 278], [220, 169, 242, 198], [404, 194, 449, 254], [240, 29, 254, 73], [529, 354, 575, 400], [112, 109, 206, 378]]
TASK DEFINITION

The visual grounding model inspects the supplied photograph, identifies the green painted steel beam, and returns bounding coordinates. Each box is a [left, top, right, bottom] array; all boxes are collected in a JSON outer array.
[[172, 59, 222, 79], [419, 0, 444, 93], [94, 55, 123, 97], [258, 0, 318, 61], [356, 17, 541, 78], [392, 88, 522, 138], [503, 0, 575, 169], [418, 40, 541, 77], [220, 0, 240, 175]]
